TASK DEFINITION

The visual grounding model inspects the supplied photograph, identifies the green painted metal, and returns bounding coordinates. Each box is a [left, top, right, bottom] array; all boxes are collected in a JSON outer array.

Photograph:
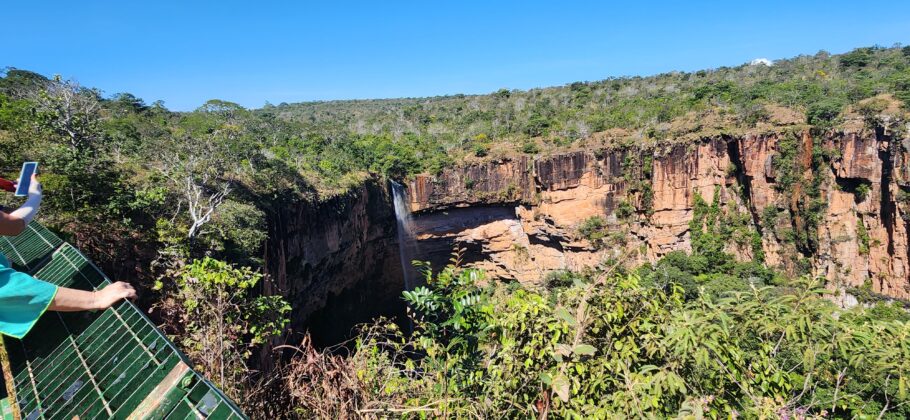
[[0, 398, 13, 420], [0, 223, 63, 273], [0, 222, 246, 419]]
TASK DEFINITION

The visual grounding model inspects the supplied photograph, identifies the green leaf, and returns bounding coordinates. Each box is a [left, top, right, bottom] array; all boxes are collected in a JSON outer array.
[[573, 344, 597, 356], [539, 372, 553, 385], [556, 307, 578, 327], [639, 365, 659, 374]]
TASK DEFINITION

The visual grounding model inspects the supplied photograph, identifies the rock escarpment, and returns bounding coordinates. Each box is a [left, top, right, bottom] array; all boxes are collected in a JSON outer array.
[[256, 130, 910, 348], [407, 130, 910, 299], [262, 178, 405, 345]]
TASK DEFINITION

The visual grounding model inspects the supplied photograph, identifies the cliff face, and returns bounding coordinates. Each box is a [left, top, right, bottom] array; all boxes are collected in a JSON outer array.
[[262, 178, 405, 346], [254, 131, 910, 349], [409, 157, 534, 211], [407, 130, 910, 299]]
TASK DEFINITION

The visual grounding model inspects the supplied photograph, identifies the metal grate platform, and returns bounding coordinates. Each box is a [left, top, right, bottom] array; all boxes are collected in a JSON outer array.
[[0, 222, 246, 419]]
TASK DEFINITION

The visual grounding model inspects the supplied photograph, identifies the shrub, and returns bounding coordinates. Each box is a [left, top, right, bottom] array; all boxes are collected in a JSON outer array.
[[280, 262, 910, 418], [544, 269, 587, 289], [870, 301, 910, 322], [806, 99, 844, 128], [855, 182, 871, 202], [856, 97, 890, 130], [472, 143, 489, 157], [761, 206, 779, 231], [511, 243, 530, 262], [857, 219, 871, 255], [577, 216, 608, 248], [615, 200, 636, 219], [162, 257, 291, 397], [520, 141, 540, 154], [639, 183, 654, 216], [839, 47, 873, 68]]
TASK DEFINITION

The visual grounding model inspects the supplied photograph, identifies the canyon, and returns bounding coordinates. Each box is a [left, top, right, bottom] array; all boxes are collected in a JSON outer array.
[[263, 127, 910, 344], [262, 180, 406, 346]]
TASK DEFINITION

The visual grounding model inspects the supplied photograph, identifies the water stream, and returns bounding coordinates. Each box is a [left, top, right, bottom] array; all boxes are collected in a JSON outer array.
[[391, 181, 418, 291]]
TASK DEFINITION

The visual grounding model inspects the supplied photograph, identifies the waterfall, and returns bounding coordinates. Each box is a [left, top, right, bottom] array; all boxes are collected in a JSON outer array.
[[391, 181, 418, 291]]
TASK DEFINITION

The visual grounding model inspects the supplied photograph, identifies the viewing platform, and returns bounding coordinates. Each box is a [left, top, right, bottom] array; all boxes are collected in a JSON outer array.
[[0, 222, 245, 419]]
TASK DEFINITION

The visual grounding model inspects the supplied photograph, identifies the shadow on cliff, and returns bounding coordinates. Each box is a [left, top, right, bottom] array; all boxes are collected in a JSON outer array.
[[411, 205, 519, 276], [257, 167, 409, 351]]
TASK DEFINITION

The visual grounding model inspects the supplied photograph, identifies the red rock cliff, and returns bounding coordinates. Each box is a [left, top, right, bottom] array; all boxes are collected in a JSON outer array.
[[407, 130, 910, 299]]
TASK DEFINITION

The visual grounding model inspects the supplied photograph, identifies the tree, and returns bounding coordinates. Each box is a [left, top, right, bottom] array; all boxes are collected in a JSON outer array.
[[196, 99, 247, 123], [890, 71, 910, 107], [182, 169, 231, 239], [110, 92, 148, 114], [806, 99, 844, 128], [153, 99, 256, 243], [288, 262, 910, 418], [209, 199, 268, 264], [839, 48, 873, 68], [160, 134, 234, 240], [525, 114, 551, 136], [166, 257, 290, 397], [33, 75, 102, 153], [0, 68, 49, 97]]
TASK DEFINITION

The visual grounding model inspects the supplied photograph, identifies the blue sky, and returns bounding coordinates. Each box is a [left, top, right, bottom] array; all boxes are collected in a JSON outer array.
[[2, 1, 908, 111]]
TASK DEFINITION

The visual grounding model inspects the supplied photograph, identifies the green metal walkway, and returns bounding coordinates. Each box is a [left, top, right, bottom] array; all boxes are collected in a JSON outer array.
[[0, 222, 246, 419]]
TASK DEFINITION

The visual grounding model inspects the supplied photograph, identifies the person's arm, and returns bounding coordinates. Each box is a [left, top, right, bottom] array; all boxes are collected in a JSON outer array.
[[0, 211, 27, 236], [0, 174, 42, 236], [48, 281, 137, 312]]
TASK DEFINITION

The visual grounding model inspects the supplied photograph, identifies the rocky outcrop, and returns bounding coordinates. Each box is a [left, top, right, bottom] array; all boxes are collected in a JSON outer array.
[[645, 139, 743, 259], [534, 150, 627, 228], [406, 130, 910, 299], [409, 157, 534, 211], [262, 178, 405, 346]]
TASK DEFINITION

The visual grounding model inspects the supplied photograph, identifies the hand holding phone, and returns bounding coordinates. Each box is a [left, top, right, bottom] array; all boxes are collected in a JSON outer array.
[[8, 163, 42, 225], [15, 162, 38, 197]]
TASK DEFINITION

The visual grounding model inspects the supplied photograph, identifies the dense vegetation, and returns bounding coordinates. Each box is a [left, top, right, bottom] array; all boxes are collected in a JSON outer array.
[[283, 251, 910, 418], [1, 44, 910, 417], [280, 185, 910, 417], [274, 45, 910, 167], [281, 189, 910, 418]]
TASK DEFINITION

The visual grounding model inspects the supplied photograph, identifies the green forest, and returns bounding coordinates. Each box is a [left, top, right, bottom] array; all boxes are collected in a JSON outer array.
[[2, 45, 910, 418]]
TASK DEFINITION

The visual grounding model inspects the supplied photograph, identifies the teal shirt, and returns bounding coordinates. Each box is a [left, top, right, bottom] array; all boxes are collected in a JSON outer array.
[[0, 253, 58, 339]]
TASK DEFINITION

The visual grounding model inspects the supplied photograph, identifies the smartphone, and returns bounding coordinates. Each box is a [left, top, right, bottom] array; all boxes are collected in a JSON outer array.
[[15, 162, 38, 197]]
